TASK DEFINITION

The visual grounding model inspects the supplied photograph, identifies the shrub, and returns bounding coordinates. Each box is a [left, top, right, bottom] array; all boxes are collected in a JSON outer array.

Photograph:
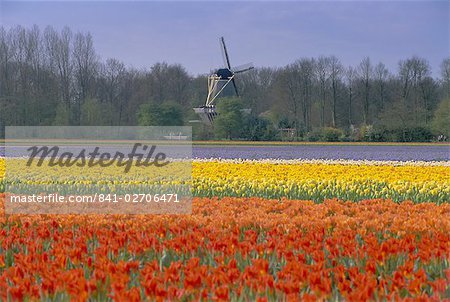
[[241, 116, 279, 141], [393, 127, 433, 142], [321, 127, 343, 142], [306, 127, 344, 142], [431, 98, 450, 137], [306, 129, 322, 142]]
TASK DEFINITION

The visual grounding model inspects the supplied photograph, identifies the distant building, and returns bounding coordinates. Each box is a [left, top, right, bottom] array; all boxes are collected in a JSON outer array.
[[279, 128, 296, 141]]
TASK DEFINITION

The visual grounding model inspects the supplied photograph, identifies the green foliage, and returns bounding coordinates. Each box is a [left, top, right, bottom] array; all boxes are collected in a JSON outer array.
[[393, 127, 434, 142], [277, 117, 293, 129], [321, 127, 343, 142], [307, 127, 344, 142], [214, 98, 243, 139], [137, 102, 183, 126], [192, 123, 213, 140], [358, 125, 434, 142], [216, 97, 243, 115], [241, 116, 279, 141], [358, 125, 388, 142], [358, 125, 390, 142], [431, 98, 450, 137], [358, 125, 373, 141], [53, 103, 70, 126], [306, 129, 322, 142], [81, 98, 106, 126]]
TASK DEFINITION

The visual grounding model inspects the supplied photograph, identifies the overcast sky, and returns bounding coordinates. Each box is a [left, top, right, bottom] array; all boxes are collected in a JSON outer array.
[[1, 1, 449, 76]]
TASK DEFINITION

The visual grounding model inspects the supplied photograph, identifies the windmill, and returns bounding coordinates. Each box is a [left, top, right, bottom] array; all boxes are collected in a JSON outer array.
[[193, 37, 254, 124]]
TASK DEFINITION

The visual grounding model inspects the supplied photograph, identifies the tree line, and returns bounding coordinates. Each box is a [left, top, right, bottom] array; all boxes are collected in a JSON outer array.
[[1, 25, 449, 141]]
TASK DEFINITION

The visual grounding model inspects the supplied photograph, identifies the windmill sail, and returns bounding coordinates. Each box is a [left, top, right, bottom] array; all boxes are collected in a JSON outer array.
[[233, 63, 254, 73], [220, 37, 232, 70], [231, 78, 239, 97]]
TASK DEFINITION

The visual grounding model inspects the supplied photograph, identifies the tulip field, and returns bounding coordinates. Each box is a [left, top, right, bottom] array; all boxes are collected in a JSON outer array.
[[0, 156, 449, 301], [192, 159, 450, 203]]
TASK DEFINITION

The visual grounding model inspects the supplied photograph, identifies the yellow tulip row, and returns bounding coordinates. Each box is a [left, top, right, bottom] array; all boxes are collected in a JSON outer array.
[[192, 161, 449, 203], [0, 158, 448, 203]]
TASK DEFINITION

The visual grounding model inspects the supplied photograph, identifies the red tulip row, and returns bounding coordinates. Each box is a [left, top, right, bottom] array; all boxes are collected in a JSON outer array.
[[0, 195, 449, 301]]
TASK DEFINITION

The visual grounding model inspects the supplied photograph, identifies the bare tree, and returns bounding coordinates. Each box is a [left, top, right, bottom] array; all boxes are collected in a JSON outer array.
[[239, 67, 276, 115], [149, 62, 168, 103], [0, 26, 15, 97], [0, 27, 16, 130], [168, 64, 190, 107], [329, 56, 343, 128], [441, 58, 450, 97], [357, 57, 372, 125], [148, 62, 190, 106], [99, 58, 126, 124], [398, 56, 431, 124], [281, 63, 301, 129], [298, 58, 315, 131], [374, 62, 389, 113], [44, 26, 73, 107], [102, 58, 125, 103], [72, 31, 98, 124], [345, 66, 356, 126], [316, 56, 331, 127]]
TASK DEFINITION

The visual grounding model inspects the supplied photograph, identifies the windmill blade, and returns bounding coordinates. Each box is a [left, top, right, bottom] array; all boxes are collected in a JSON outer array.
[[220, 37, 232, 70], [220, 42, 227, 68], [231, 78, 239, 97], [232, 62, 254, 74]]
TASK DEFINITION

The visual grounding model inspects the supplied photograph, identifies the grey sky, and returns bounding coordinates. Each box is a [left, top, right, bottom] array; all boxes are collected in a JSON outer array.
[[1, 1, 449, 76]]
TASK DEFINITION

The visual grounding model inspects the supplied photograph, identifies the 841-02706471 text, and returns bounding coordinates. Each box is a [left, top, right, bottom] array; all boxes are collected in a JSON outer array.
[[96, 193, 179, 203], [7, 193, 180, 203]]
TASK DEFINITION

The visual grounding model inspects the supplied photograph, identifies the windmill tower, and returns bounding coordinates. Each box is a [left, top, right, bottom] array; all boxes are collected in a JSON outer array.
[[193, 37, 254, 124]]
